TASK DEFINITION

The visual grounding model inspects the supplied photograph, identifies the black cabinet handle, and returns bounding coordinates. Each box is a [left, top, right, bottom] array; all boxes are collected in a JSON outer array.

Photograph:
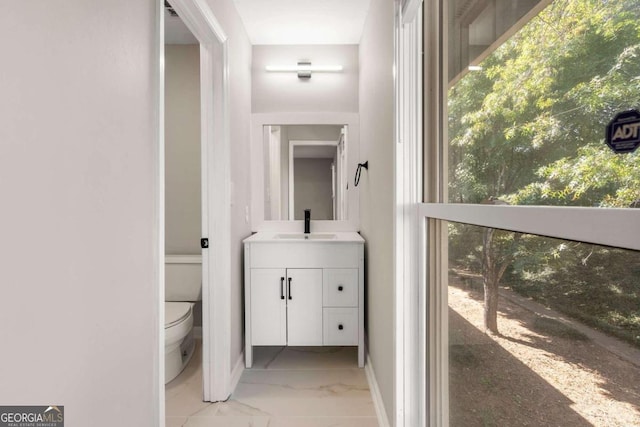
[[338, 285, 344, 291], [338, 324, 344, 330], [288, 277, 292, 300], [280, 277, 285, 300]]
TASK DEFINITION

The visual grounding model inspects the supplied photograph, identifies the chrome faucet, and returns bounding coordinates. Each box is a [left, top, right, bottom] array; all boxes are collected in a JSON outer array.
[[304, 209, 311, 234]]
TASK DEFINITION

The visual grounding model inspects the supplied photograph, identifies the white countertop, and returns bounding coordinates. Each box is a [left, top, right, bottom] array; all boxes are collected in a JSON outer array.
[[244, 231, 364, 243]]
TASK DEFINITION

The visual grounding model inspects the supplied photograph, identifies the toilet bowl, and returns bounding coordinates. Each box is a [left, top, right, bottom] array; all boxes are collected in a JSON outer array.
[[165, 301, 195, 384], [165, 255, 201, 384]]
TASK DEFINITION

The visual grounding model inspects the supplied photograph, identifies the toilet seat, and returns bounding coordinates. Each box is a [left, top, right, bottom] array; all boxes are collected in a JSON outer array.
[[165, 302, 192, 329]]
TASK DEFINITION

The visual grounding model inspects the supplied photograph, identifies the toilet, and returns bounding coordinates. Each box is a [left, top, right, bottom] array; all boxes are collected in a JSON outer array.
[[165, 255, 201, 384]]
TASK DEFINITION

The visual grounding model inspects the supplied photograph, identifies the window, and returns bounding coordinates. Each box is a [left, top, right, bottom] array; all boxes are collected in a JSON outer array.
[[421, 1, 640, 425], [447, 0, 640, 207], [449, 223, 640, 426]]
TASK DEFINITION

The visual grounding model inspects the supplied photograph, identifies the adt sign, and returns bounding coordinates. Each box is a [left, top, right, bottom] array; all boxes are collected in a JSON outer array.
[[606, 109, 640, 154]]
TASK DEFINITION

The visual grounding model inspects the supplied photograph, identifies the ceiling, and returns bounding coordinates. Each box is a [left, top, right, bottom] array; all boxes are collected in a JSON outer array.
[[233, 0, 372, 45], [164, 0, 372, 45]]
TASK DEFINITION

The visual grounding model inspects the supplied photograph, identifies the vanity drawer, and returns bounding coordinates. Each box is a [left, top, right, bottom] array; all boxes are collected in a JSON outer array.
[[323, 308, 358, 345], [323, 269, 358, 307]]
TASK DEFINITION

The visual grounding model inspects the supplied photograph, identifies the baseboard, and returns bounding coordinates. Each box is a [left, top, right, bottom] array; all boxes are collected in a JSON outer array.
[[192, 326, 203, 339], [229, 351, 244, 394], [365, 354, 391, 427]]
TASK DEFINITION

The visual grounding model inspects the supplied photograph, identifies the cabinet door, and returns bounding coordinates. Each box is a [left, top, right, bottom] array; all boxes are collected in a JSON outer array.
[[250, 268, 287, 345], [286, 269, 323, 345]]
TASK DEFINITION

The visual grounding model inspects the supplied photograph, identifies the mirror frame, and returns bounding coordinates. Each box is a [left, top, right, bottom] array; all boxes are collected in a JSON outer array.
[[251, 112, 360, 232]]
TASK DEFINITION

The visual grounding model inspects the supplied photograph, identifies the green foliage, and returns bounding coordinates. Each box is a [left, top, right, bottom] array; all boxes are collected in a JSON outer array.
[[510, 144, 640, 206], [507, 239, 640, 348], [448, 0, 640, 345], [449, 0, 640, 205]]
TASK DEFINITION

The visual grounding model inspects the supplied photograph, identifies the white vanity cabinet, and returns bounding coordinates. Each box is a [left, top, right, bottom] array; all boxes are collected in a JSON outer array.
[[244, 232, 365, 368], [250, 268, 323, 346]]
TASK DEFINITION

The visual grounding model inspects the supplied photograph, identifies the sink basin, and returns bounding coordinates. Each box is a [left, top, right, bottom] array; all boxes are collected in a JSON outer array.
[[275, 233, 337, 240]]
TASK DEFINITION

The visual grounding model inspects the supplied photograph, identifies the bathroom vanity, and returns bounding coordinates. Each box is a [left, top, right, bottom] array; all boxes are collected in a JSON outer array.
[[244, 232, 365, 368]]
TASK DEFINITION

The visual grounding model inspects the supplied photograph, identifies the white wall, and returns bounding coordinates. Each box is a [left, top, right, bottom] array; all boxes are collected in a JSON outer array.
[[165, 44, 201, 255], [252, 45, 359, 113], [203, 0, 253, 372], [0, 1, 159, 425], [359, 0, 396, 421]]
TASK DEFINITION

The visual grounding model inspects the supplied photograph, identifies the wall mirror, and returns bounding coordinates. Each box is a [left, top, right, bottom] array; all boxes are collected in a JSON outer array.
[[264, 125, 348, 221], [251, 113, 359, 232]]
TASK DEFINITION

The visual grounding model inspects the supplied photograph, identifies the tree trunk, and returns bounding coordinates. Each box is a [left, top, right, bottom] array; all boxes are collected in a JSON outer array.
[[483, 275, 500, 334], [482, 228, 499, 334], [481, 228, 521, 334]]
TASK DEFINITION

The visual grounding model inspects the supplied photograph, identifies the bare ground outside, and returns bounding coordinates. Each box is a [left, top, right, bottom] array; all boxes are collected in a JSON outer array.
[[449, 276, 640, 427]]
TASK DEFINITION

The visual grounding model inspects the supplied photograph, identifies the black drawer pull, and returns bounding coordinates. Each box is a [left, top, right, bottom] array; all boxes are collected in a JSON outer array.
[[338, 285, 344, 291], [338, 324, 344, 330], [280, 277, 285, 300], [288, 277, 292, 300]]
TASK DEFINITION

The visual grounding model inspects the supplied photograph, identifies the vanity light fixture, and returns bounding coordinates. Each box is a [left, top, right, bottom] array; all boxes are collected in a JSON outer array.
[[265, 61, 344, 79]]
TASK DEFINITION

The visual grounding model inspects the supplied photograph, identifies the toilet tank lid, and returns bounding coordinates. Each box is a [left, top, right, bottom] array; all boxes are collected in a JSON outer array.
[[165, 254, 201, 264]]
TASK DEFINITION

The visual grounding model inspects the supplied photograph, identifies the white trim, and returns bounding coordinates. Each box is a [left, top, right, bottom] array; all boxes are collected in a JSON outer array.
[[420, 204, 640, 251], [165, 0, 231, 403], [155, 1, 165, 425], [401, 0, 422, 24], [422, 0, 449, 424], [244, 244, 253, 368], [393, 7, 402, 423], [394, 1, 425, 426], [250, 112, 360, 232], [229, 351, 245, 393], [266, 126, 283, 220], [358, 243, 365, 367], [172, 0, 228, 44], [365, 355, 391, 427], [425, 218, 448, 427]]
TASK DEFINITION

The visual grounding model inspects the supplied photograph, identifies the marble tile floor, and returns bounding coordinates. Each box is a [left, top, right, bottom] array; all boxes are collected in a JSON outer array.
[[166, 340, 379, 427]]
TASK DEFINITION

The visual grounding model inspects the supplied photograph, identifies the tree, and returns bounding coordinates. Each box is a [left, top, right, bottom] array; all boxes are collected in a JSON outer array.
[[448, 0, 640, 333], [481, 228, 521, 333]]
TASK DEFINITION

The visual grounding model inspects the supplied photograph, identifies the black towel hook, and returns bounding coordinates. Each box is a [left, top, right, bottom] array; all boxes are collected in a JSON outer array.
[[354, 161, 368, 187]]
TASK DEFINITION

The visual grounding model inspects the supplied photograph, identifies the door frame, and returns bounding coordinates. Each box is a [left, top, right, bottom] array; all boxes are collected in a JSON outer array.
[[160, 0, 232, 408], [288, 140, 339, 220]]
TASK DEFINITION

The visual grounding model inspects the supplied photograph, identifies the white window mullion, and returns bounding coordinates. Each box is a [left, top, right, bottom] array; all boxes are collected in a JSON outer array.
[[395, 1, 425, 426], [420, 204, 640, 252], [424, 217, 449, 427]]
